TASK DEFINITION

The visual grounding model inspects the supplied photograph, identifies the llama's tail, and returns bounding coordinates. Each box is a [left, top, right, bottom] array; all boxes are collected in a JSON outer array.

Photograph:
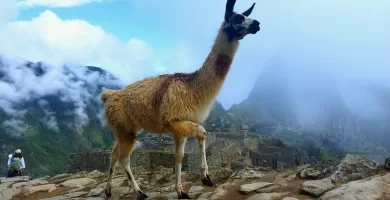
[[101, 89, 117, 103]]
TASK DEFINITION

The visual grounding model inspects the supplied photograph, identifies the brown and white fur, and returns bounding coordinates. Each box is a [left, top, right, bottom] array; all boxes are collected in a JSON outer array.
[[101, 0, 260, 199]]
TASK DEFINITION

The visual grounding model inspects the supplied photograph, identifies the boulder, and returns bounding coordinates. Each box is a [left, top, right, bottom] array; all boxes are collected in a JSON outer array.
[[300, 178, 335, 197], [330, 154, 379, 183], [239, 182, 273, 194], [209, 167, 234, 182], [299, 167, 322, 179], [320, 174, 390, 200]]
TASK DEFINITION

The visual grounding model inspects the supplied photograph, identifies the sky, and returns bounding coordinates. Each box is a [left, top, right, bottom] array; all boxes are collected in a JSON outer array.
[[0, 0, 389, 109]]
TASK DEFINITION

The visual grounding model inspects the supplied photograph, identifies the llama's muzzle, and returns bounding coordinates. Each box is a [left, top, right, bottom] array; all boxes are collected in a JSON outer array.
[[248, 20, 260, 34]]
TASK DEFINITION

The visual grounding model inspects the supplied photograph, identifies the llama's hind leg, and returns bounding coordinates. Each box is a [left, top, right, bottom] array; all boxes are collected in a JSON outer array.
[[105, 143, 118, 199], [117, 133, 148, 200], [173, 135, 190, 199]]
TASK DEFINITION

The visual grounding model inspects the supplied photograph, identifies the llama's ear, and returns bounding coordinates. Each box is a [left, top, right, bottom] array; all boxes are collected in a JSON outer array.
[[225, 0, 236, 13], [242, 3, 256, 17]]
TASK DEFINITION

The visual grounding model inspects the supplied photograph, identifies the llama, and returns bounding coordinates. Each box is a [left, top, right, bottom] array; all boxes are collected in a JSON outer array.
[[101, 0, 260, 199]]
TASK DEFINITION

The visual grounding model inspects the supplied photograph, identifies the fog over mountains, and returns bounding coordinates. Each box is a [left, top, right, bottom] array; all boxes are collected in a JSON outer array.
[[0, 53, 389, 176]]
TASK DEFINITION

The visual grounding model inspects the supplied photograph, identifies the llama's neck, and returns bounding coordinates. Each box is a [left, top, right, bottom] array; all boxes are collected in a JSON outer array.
[[195, 23, 240, 100]]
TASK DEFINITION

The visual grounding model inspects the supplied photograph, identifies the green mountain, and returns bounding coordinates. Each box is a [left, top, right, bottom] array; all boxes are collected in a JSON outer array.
[[0, 56, 122, 178]]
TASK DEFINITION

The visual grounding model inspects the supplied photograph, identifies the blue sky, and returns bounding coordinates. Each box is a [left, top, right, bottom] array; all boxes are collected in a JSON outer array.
[[1, 0, 389, 109]]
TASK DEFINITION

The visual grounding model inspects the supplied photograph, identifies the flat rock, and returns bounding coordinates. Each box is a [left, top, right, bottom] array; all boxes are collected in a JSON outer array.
[[231, 169, 264, 180], [12, 179, 49, 188], [197, 192, 213, 200], [88, 188, 104, 196], [64, 191, 88, 198], [86, 170, 105, 179], [157, 184, 175, 192], [256, 183, 282, 193], [188, 185, 204, 196], [240, 182, 273, 194], [320, 174, 390, 200], [96, 177, 126, 189], [0, 182, 21, 200], [158, 192, 178, 200], [144, 191, 160, 199], [61, 187, 85, 194], [282, 198, 299, 200], [300, 178, 335, 197], [85, 198, 105, 200], [0, 176, 29, 183], [59, 177, 97, 188], [18, 184, 56, 197], [85, 197, 105, 200], [246, 192, 289, 200]]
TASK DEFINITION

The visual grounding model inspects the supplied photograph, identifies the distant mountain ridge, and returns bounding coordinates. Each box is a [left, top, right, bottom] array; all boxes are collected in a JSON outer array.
[[226, 56, 390, 162]]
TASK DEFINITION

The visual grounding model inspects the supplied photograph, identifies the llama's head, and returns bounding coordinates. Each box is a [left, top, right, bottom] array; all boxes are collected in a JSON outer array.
[[223, 0, 260, 41]]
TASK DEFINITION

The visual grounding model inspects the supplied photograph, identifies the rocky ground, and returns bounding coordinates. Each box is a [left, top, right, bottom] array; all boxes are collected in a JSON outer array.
[[0, 154, 389, 200]]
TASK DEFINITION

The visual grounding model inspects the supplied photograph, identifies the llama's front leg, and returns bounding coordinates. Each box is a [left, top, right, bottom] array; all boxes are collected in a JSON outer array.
[[197, 137, 216, 187], [173, 135, 190, 199]]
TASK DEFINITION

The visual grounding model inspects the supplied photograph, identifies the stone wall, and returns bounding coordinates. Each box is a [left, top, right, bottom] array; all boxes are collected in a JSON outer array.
[[67, 149, 198, 174]]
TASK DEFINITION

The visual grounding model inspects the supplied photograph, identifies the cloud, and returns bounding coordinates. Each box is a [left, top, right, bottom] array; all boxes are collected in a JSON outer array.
[[0, 0, 19, 25], [2, 119, 26, 137], [16, 0, 104, 8], [0, 10, 179, 84]]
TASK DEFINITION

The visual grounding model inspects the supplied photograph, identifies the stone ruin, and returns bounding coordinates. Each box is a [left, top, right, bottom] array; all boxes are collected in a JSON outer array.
[[249, 138, 309, 170], [67, 133, 308, 175]]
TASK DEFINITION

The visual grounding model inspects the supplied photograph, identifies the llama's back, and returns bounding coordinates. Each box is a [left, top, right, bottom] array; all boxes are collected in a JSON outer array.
[[102, 76, 168, 133]]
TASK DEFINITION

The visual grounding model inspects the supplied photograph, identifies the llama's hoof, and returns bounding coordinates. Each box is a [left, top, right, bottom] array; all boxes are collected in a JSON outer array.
[[201, 174, 216, 187], [178, 191, 191, 199], [135, 191, 148, 200]]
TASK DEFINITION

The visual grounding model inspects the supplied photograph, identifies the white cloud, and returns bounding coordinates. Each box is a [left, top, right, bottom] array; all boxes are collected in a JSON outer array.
[[0, 10, 170, 84], [17, 0, 103, 8]]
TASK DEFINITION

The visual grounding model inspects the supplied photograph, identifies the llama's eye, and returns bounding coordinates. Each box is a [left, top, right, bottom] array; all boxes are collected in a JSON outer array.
[[231, 15, 245, 24]]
